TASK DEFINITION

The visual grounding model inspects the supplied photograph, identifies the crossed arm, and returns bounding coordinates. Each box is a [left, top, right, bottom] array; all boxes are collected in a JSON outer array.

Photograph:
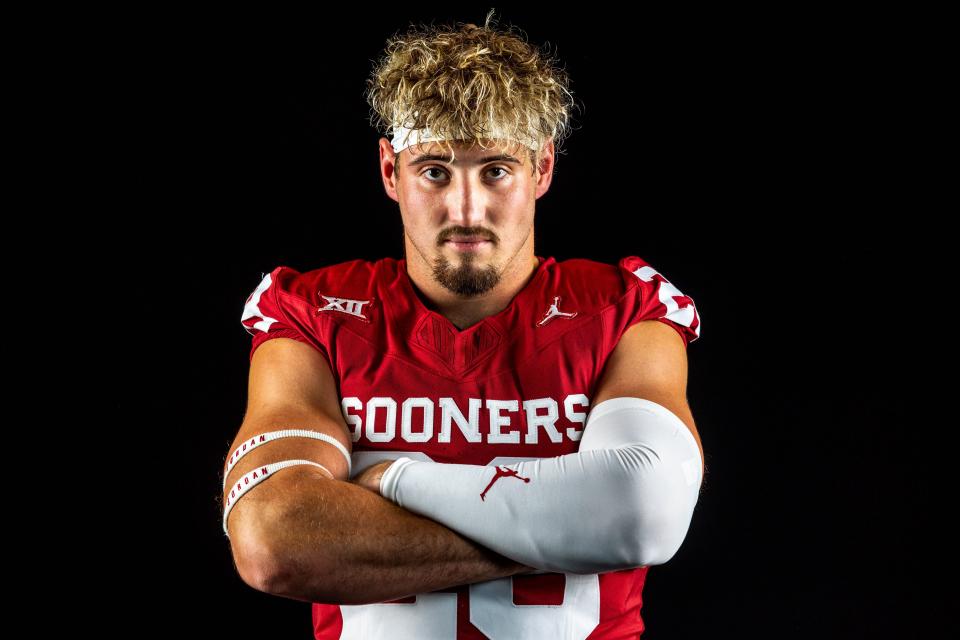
[[224, 319, 702, 603], [224, 337, 532, 605], [373, 319, 703, 573]]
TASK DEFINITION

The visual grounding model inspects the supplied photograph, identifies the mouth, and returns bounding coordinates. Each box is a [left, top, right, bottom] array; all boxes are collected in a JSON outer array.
[[445, 238, 492, 251]]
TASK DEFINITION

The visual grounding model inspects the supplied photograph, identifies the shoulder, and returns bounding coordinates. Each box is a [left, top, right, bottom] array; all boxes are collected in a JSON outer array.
[[550, 255, 701, 347], [547, 256, 628, 314], [617, 255, 702, 346], [240, 258, 399, 363], [255, 257, 400, 307], [548, 255, 691, 311]]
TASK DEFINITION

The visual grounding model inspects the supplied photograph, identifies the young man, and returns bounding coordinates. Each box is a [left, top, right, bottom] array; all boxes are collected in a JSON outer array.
[[223, 15, 704, 639]]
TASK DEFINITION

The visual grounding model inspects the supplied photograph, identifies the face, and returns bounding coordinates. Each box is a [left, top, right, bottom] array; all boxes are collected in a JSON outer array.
[[379, 137, 554, 297]]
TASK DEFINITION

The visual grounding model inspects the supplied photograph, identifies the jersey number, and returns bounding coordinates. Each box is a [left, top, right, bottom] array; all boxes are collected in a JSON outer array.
[[339, 452, 602, 639]]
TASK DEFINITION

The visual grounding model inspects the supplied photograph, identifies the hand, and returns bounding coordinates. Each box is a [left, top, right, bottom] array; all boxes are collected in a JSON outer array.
[[352, 459, 396, 496]]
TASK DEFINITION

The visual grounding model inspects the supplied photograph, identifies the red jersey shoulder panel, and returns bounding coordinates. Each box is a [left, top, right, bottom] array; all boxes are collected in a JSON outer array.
[[296, 258, 382, 302], [239, 261, 375, 366], [549, 257, 626, 315]]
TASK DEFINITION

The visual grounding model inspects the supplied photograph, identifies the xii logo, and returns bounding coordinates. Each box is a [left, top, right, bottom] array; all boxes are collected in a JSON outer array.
[[317, 295, 372, 321]]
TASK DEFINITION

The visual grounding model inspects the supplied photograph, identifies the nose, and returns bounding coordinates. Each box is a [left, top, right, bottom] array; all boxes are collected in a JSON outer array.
[[443, 176, 488, 228]]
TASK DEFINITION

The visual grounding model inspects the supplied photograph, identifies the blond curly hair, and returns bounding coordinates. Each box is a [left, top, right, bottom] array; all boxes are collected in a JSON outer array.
[[365, 9, 579, 175]]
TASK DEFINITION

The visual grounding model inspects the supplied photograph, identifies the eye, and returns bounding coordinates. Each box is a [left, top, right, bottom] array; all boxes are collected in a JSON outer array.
[[421, 166, 510, 182], [423, 167, 447, 181]]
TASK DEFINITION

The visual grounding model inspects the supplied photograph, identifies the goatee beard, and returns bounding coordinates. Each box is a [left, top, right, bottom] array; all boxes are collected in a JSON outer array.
[[431, 253, 500, 297]]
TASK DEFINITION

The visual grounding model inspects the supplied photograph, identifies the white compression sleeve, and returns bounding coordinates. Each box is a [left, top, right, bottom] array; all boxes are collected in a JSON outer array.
[[378, 397, 703, 574]]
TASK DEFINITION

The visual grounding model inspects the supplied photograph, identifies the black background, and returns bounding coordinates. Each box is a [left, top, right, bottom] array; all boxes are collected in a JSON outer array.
[[101, 6, 947, 638]]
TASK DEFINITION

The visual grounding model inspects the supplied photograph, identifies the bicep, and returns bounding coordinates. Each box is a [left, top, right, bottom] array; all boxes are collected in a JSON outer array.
[[223, 337, 353, 540], [592, 320, 704, 472], [245, 335, 346, 432]]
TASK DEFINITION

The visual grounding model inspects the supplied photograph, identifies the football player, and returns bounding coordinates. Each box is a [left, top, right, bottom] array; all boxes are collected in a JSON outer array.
[[222, 12, 705, 639]]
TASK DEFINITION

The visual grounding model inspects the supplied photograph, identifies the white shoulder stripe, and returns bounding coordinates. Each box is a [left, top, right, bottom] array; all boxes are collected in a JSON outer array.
[[631, 265, 700, 338], [240, 272, 280, 335]]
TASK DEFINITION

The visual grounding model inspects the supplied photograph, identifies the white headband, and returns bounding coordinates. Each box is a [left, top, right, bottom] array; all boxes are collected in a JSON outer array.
[[390, 122, 539, 154]]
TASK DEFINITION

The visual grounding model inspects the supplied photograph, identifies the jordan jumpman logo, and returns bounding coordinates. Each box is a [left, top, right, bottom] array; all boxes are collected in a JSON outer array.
[[537, 296, 578, 326], [480, 465, 531, 501]]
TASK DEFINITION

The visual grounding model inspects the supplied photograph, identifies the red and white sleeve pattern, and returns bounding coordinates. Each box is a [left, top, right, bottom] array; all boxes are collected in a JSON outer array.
[[619, 256, 701, 347], [240, 266, 319, 362]]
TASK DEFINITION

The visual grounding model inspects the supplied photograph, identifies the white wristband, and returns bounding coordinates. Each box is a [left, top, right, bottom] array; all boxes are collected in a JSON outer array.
[[223, 428, 352, 490], [222, 459, 333, 537]]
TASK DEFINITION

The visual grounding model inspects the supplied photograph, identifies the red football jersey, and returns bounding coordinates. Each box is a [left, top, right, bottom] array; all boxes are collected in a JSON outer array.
[[240, 255, 701, 639]]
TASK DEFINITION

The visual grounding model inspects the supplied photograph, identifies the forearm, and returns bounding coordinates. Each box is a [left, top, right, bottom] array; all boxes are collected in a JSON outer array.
[[379, 451, 646, 574], [259, 466, 534, 605], [378, 397, 704, 574]]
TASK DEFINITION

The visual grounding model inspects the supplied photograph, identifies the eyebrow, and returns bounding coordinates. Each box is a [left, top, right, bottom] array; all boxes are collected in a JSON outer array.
[[407, 153, 522, 167]]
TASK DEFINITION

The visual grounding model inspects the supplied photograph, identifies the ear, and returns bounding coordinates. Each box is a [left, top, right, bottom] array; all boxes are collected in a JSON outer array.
[[535, 138, 555, 199], [379, 136, 400, 203]]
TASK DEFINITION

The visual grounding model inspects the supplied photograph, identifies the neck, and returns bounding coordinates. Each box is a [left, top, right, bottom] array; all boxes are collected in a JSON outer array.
[[404, 234, 540, 330]]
